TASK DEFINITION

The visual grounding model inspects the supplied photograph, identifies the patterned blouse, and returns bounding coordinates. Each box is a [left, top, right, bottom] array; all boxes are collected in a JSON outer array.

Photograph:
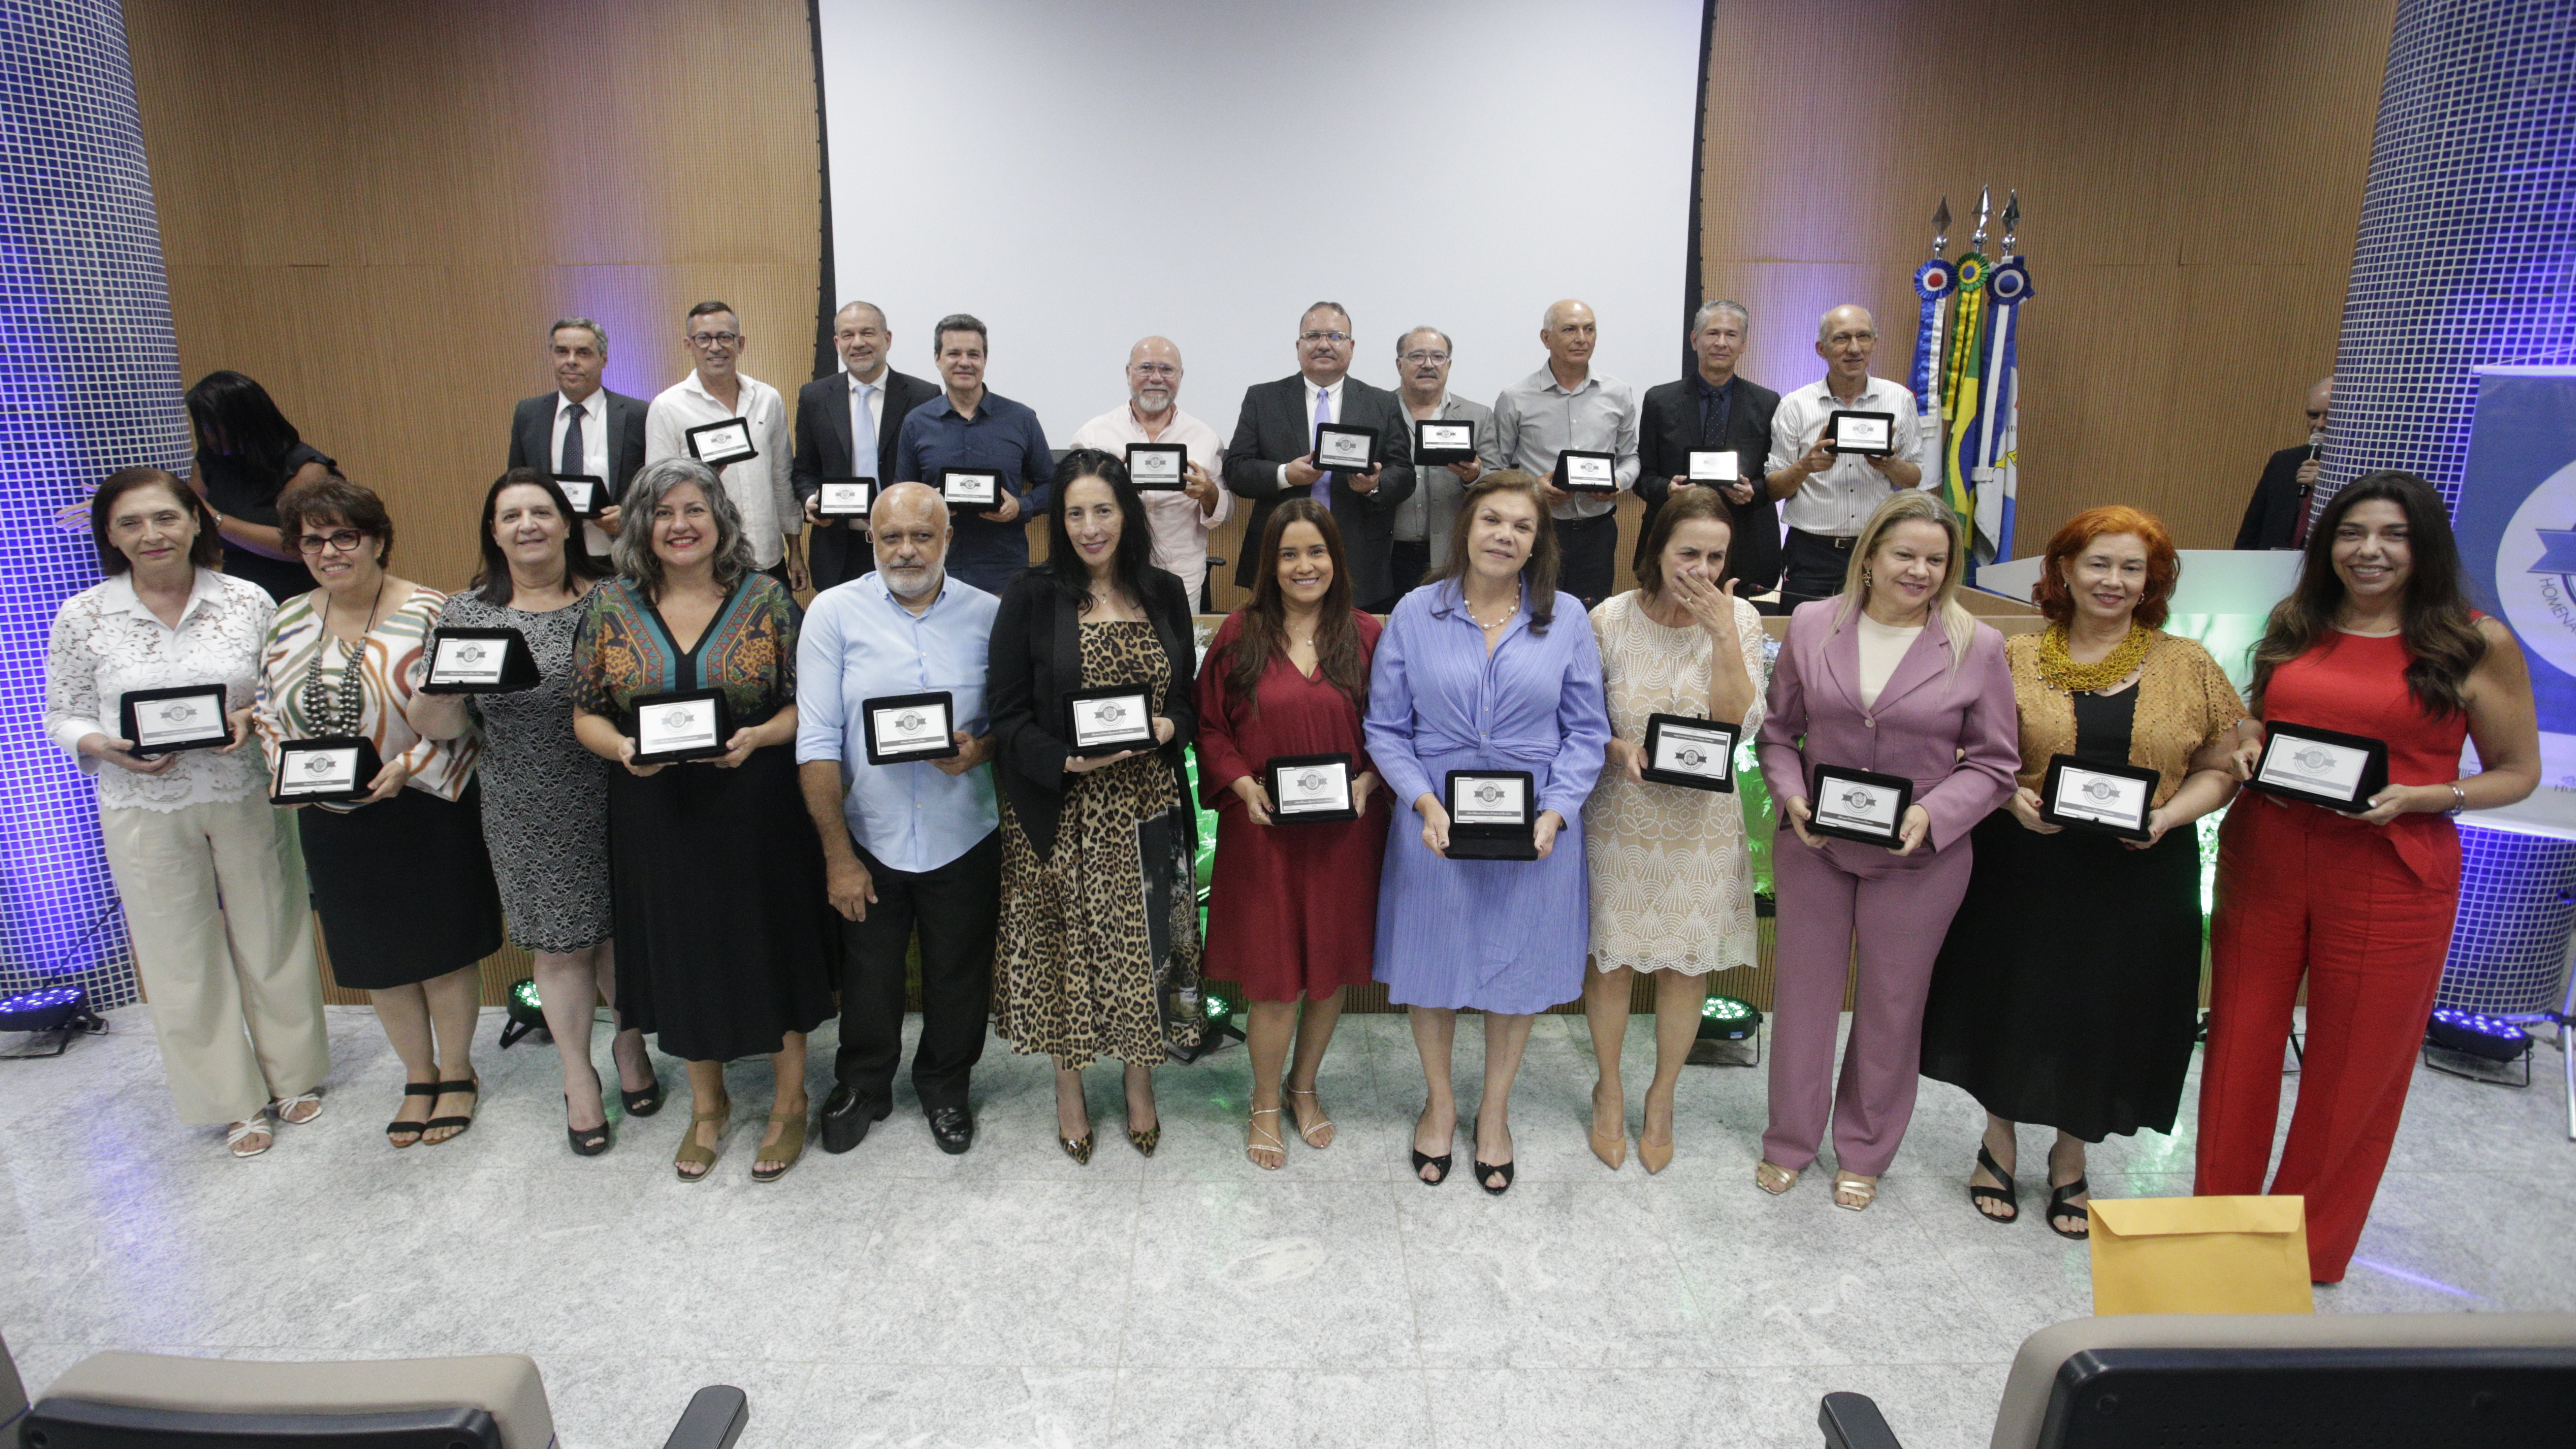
[[2005, 630, 2247, 808], [255, 584, 478, 806], [569, 575, 798, 729], [46, 569, 276, 813]]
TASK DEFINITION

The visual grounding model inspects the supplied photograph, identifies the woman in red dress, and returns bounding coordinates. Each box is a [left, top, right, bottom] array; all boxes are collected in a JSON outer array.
[[2199, 470, 2537, 1283], [1195, 499, 1390, 1169]]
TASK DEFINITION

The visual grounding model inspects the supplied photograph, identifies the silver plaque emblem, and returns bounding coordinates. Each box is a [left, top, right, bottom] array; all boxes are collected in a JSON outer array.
[[1675, 746, 1706, 769], [896, 710, 925, 732], [455, 643, 488, 665], [307, 755, 337, 775], [156, 702, 197, 724], [2294, 745, 2334, 771], [661, 708, 696, 730], [1839, 786, 1877, 810], [2082, 778, 2117, 801], [1474, 782, 1505, 805], [1096, 701, 1126, 724], [1297, 770, 1325, 791]]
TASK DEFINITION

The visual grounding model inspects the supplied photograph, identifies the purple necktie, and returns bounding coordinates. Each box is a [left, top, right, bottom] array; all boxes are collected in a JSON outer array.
[[1309, 385, 1333, 506]]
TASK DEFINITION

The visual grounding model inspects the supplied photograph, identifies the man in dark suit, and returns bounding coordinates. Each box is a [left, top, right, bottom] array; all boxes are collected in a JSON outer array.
[[506, 316, 648, 555], [1637, 299, 1785, 608], [2235, 377, 2332, 550], [1224, 300, 1416, 611], [793, 300, 941, 592]]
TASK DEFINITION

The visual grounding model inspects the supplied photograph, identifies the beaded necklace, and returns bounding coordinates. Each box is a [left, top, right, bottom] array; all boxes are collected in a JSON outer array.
[[2035, 620, 2152, 694], [297, 579, 385, 736]]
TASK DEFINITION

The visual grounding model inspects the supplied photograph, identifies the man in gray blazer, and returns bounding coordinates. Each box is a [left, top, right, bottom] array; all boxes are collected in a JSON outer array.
[[1223, 300, 1416, 611], [506, 316, 648, 554], [1388, 325, 1505, 599], [792, 300, 941, 593]]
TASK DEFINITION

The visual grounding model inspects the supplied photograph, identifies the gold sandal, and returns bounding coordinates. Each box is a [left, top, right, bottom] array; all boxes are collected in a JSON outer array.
[[1246, 1106, 1286, 1170], [1755, 1159, 1801, 1196], [1832, 1171, 1879, 1212], [750, 1108, 806, 1183], [673, 1103, 730, 1182], [1284, 1085, 1335, 1149]]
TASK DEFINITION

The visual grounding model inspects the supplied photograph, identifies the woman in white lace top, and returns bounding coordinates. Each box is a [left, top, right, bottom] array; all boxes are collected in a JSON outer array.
[[1581, 488, 1766, 1174], [44, 468, 327, 1158]]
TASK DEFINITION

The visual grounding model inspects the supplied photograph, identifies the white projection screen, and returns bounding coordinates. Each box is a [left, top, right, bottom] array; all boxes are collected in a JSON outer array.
[[815, 0, 1703, 439]]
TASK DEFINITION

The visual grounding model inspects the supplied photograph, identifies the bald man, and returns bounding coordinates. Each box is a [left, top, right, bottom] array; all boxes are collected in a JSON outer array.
[[792, 301, 941, 592], [1067, 336, 1233, 606], [796, 482, 1001, 1156], [2235, 377, 2334, 550], [1764, 304, 1925, 608], [1493, 298, 1641, 608]]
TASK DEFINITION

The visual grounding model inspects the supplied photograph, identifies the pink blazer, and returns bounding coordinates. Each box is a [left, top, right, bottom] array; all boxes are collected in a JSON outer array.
[[1756, 599, 2020, 864]]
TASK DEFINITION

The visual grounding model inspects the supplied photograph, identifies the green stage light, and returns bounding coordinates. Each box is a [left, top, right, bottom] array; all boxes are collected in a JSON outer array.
[[1697, 994, 1761, 1042], [499, 977, 548, 1048]]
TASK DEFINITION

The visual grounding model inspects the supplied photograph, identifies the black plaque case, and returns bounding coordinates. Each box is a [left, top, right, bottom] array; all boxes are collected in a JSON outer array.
[[1443, 769, 1539, 861], [2246, 720, 2391, 814], [1125, 442, 1189, 492], [269, 736, 383, 805], [419, 627, 540, 695], [1803, 762, 1915, 847], [1263, 752, 1358, 823], [684, 418, 759, 469], [119, 683, 233, 757], [861, 691, 961, 766], [1064, 684, 1156, 757], [629, 689, 736, 765], [2038, 753, 2162, 840], [1640, 713, 1740, 793]]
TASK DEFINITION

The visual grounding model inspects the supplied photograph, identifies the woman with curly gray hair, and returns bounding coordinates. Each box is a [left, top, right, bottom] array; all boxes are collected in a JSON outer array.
[[571, 458, 835, 1183]]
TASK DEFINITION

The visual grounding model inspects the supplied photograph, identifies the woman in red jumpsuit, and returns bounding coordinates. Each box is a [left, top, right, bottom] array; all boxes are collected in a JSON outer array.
[[2197, 470, 2537, 1283]]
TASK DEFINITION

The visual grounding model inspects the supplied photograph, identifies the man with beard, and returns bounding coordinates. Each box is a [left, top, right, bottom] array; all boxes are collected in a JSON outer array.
[[1067, 336, 1232, 608], [1224, 300, 1416, 612], [792, 301, 940, 592], [795, 482, 1002, 1156]]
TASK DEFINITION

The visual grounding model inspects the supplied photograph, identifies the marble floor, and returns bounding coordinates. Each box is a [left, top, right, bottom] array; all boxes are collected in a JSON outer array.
[[3, 1005, 2572, 1448]]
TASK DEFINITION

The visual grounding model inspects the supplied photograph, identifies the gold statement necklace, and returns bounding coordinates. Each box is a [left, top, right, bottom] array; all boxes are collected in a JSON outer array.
[[2035, 622, 2152, 694]]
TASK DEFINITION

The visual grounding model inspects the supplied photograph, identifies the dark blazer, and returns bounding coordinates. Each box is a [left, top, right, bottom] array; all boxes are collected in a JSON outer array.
[[1636, 374, 1784, 593], [1224, 375, 1416, 605], [2234, 443, 2313, 550], [987, 566, 1199, 864], [507, 388, 648, 500], [791, 367, 941, 591]]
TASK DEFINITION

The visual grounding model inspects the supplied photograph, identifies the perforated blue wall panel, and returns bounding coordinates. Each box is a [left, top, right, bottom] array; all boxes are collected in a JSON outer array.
[[0, 1, 191, 1008], [2324, 0, 2576, 1016]]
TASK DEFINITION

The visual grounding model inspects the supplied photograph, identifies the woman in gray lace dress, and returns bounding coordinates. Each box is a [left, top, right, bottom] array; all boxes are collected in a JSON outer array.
[[410, 469, 658, 1155]]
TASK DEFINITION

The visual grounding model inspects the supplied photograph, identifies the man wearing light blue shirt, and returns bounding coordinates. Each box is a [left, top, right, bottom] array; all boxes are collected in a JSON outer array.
[[797, 482, 1002, 1156]]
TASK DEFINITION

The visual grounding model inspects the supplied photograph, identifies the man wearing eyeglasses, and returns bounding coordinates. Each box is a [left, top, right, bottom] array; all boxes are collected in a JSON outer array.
[[2234, 377, 2334, 550], [1223, 301, 1416, 613], [506, 317, 648, 559], [643, 300, 804, 589], [1493, 298, 1641, 610], [1389, 327, 1502, 598], [1067, 336, 1231, 608], [1764, 304, 1924, 609]]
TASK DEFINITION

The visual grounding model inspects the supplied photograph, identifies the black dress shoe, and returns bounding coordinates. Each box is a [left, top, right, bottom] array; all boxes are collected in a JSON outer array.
[[820, 1084, 892, 1154], [927, 1105, 974, 1155]]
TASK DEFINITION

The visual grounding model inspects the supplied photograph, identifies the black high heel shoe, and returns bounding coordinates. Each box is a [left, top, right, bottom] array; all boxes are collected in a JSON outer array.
[[1412, 1147, 1452, 1185], [566, 1065, 611, 1157], [619, 1071, 663, 1119], [1475, 1159, 1516, 1196]]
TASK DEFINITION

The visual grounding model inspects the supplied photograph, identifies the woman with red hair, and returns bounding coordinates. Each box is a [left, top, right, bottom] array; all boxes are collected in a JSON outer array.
[[1919, 505, 2245, 1238]]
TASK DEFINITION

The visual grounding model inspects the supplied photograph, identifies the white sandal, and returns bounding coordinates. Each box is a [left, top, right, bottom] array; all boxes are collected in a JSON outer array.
[[226, 1118, 274, 1158], [272, 1091, 324, 1126], [1284, 1085, 1335, 1149]]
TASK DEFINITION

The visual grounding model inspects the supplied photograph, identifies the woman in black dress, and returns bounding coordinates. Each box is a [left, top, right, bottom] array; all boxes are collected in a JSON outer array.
[[184, 371, 338, 602], [571, 457, 833, 1183], [1918, 506, 2243, 1237]]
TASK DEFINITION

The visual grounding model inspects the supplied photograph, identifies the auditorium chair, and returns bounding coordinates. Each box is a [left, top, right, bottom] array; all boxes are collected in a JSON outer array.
[[1817, 1312, 2576, 1448], [0, 1330, 747, 1448]]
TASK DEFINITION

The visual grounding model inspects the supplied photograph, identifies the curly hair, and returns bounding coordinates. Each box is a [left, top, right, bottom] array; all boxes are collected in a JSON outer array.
[[2250, 470, 2485, 717], [277, 471, 393, 566], [2032, 505, 2180, 630], [612, 457, 758, 593]]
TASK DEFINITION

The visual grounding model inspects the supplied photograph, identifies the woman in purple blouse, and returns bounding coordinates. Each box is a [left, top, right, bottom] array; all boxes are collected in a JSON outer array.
[[1366, 472, 1611, 1196]]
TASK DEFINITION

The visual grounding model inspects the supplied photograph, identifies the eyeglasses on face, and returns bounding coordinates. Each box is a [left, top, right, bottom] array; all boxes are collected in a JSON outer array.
[[1400, 351, 1450, 365], [1300, 331, 1351, 344], [1131, 363, 1179, 378], [689, 331, 741, 348], [295, 529, 370, 555]]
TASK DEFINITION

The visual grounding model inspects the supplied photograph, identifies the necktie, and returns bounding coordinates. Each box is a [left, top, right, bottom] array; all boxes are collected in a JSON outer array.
[[558, 400, 585, 477], [1309, 385, 1334, 506], [854, 382, 879, 482], [1701, 380, 1731, 448]]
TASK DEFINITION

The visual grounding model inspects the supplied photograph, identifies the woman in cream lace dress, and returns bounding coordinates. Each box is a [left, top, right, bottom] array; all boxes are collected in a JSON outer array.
[[1582, 488, 1766, 1173]]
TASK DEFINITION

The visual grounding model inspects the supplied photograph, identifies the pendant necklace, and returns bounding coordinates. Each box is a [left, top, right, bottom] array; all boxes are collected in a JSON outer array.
[[299, 578, 386, 737]]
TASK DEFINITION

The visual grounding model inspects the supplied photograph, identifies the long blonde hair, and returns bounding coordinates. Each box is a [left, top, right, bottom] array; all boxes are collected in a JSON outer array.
[[1833, 490, 1976, 672]]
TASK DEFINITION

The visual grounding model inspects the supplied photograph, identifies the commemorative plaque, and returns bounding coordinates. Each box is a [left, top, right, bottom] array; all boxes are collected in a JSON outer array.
[[684, 418, 758, 469], [1827, 411, 1897, 458], [420, 628, 539, 695], [1313, 423, 1379, 475], [552, 472, 607, 519], [271, 736, 381, 805], [1415, 419, 1476, 466], [1555, 449, 1618, 494], [120, 684, 232, 757], [1444, 769, 1538, 861], [1065, 684, 1156, 756], [1641, 713, 1739, 793], [862, 691, 959, 766], [1804, 762, 1913, 847], [815, 477, 874, 519], [630, 690, 734, 765], [2249, 721, 2389, 814], [1264, 752, 1357, 823], [1125, 443, 1187, 492], [940, 468, 1003, 512], [2039, 754, 2159, 840], [1686, 450, 1738, 484]]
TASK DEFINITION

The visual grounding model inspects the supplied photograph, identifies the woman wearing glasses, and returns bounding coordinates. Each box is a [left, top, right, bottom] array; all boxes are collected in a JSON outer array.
[[255, 475, 503, 1150]]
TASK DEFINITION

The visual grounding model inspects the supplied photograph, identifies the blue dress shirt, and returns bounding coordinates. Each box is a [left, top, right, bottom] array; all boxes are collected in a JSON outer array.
[[890, 391, 1054, 594], [794, 571, 1001, 873]]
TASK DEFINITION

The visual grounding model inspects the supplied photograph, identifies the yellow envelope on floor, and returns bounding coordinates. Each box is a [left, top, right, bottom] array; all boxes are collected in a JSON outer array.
[[2088, 1195, 2315, 1315]]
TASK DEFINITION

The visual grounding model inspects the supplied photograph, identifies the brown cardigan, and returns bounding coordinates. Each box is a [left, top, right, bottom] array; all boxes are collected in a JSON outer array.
[[2006, 630, 2247, 808]]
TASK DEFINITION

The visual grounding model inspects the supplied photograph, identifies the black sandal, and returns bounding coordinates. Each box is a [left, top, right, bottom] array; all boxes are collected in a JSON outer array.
[[1970, 1144, 2019, 1224], [2047, 1176, 2090, 1240], [620, 1075, 663, 1119], [567, 1066, 611, 1157], [1412, 1148, 1452, 1186], [386, 1082, 438, 1148], [1476, 1159, 1516, 1196], [422, 1076, 479, 1145]]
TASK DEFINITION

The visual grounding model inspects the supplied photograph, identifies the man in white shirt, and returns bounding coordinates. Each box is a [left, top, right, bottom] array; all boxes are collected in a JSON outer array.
[[1492, 298, 1641, 609], [644, 300, 804, 588], [505, 317, 648, 558], [1764, 304, 1926, 608], [1067, 336, 1232, 608]]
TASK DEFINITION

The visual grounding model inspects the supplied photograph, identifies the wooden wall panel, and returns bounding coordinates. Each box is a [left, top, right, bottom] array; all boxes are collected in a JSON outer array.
[[1702, 0, 2393, 553]]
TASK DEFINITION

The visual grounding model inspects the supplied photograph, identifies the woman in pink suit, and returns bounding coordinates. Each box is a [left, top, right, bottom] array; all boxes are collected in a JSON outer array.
[[1755, 490, 2019, 1210]]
